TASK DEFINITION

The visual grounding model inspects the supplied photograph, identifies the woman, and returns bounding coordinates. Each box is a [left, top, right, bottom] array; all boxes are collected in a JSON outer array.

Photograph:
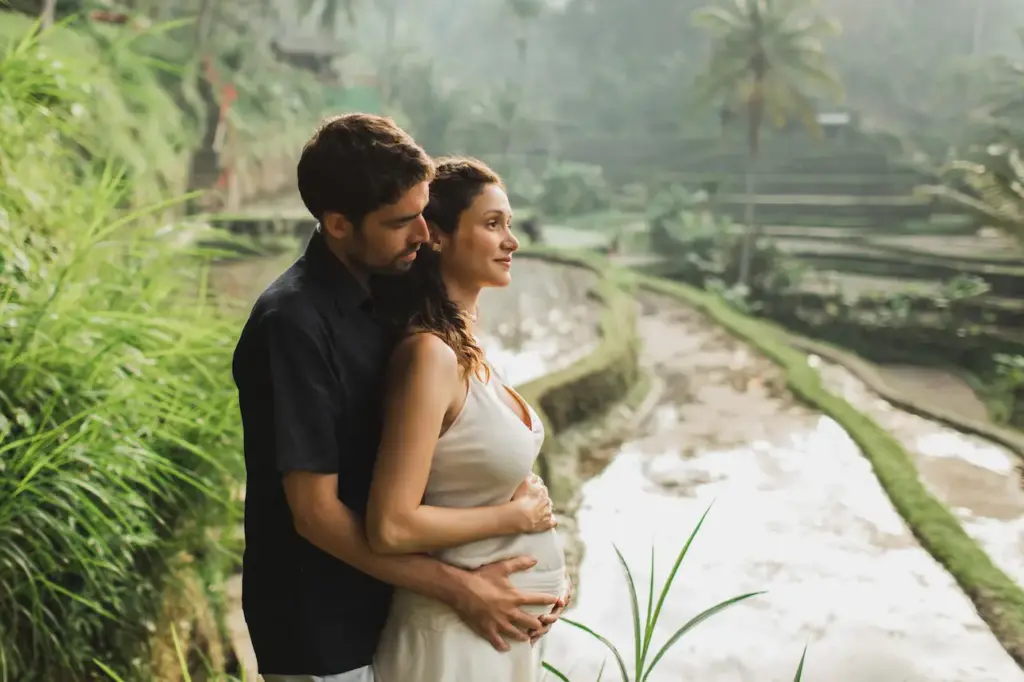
[[367, 157, 569, 681]]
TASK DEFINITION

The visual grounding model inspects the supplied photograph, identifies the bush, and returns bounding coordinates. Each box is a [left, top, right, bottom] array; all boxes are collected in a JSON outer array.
[[645, 184, 804, 300], [538, 162, 611, 218], [0, 26, 242, 681]]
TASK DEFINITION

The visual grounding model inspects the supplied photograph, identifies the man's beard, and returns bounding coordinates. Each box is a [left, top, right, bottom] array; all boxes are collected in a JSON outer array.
[[366, 245, 419, 276]]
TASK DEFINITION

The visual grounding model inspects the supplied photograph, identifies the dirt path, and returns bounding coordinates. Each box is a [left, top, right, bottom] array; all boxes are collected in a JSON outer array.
[[871, 364, 991, 424], [542, 293, 1024, 682]]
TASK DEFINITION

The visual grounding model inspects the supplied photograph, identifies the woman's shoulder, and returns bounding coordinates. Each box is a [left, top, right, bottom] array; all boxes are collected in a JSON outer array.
[[392, 330, 459, 373]]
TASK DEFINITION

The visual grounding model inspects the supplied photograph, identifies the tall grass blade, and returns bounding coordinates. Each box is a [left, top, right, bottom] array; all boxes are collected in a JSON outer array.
[[92, 660, 127, 682], [644, 546, 655, 636], [611, 545, 643, 678], [541, 662, 572, 682], [641, 501, 714, 662], [793, 644, 808, 681], [562, 618, 630, 682], [171, 624, 192, 682], [641, 590, 766, 681]]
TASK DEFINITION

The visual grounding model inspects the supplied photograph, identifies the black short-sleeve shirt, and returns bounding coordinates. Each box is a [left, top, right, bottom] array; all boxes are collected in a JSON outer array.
[[231, 229, 399, 676]]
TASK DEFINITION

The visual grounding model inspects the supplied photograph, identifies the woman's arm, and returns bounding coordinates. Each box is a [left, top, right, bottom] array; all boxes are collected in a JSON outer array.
[[366, 333, 553, 555]]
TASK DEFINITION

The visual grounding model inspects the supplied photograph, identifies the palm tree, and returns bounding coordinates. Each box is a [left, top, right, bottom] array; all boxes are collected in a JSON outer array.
[[506, 0, 544, 65], [921, 147, 1024, 239], [692, 0, 843, 287], [919, 33, 1024, 239]]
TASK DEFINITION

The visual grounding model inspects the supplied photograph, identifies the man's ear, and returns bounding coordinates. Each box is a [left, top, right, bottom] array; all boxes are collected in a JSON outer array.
[[322, 211, 355, 239]]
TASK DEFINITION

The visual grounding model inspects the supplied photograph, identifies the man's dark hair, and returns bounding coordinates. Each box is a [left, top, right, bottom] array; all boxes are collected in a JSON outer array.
[[297, 113, 434, 226]]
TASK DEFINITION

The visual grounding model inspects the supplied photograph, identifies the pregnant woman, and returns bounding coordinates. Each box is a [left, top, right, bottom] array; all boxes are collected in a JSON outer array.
[[368, 157, 569, 681]]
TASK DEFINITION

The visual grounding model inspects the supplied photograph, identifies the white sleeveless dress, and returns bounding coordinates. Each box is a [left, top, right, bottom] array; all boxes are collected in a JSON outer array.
[[372, 364, 567, 682]]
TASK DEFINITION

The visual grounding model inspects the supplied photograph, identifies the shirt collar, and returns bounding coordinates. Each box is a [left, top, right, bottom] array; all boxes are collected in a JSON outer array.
[[301, 226, 372, 312]]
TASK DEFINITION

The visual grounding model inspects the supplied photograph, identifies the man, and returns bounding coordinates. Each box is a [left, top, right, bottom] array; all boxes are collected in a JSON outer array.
[[231, 114, 567, 682]]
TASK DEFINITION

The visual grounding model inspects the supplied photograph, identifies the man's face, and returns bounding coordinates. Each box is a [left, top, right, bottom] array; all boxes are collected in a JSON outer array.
[[324, 181, 431, 275]]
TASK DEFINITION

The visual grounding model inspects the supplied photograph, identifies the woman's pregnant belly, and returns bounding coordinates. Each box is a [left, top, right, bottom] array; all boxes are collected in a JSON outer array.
[[434, 528, 566, 597]]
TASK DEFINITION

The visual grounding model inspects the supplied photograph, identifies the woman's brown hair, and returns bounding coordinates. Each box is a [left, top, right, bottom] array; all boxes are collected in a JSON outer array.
[[374, 156, 504, 380]]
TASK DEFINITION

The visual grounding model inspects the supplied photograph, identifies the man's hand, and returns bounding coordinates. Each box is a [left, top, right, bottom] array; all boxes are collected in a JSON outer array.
[[449, 556, 560, 652], [530, 574, 572, 645]]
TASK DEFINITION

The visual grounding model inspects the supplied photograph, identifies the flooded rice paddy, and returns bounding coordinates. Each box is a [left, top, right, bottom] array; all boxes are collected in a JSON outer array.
[[540, 293, 1024, 682], [212, 252, 1023, 681]]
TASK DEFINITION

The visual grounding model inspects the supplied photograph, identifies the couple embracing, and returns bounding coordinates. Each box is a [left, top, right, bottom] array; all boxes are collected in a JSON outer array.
[[231, 113, 571, 682]]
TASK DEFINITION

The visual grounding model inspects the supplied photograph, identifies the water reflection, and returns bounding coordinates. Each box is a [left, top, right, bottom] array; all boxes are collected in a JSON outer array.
[[813, 356, 1024, 589], [478, 259, 601, 386], [542, 296, 1024, 682]]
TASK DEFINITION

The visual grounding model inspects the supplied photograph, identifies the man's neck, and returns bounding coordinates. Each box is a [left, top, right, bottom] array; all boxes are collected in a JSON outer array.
[[324, 235, 371, 291]]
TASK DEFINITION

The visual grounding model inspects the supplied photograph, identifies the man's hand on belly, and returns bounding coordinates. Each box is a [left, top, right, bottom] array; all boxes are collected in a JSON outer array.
[[529, 574, 572, 645], [449, 555, 560, 652]]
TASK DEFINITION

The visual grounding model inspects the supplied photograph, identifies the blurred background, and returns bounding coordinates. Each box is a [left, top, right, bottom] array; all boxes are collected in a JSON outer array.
[[2, 1, 1024, 680]]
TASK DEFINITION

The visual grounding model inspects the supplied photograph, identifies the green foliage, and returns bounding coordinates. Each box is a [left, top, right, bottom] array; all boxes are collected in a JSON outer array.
[[542, 505, 767, 682], [0, 13, 192, 204], [692, 0, 844, 142], [0, 24, 242, 681], [538, 162, 611, 218], [921, 144, 1024, 239], [645, 184, 804, 300]]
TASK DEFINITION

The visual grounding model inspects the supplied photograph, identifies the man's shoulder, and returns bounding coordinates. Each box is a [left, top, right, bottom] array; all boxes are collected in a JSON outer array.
[[249, 266, 325, 333]]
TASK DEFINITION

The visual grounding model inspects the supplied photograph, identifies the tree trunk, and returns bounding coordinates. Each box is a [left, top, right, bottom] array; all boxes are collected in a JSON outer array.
[[39, 0, 57, 30], [738, 154, 758, 287], [194, 0, 216, 54], [738, 77, 764, 288]]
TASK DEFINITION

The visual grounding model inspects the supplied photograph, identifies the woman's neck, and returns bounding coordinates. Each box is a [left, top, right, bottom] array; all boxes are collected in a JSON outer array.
[[443, 276, 482, 327]]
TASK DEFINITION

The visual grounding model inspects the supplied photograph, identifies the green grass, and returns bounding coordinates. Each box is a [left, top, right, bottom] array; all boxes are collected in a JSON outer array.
[[635, 274, 1024, 668], [0, 22, 244, 681], [541, 504, 777, 682], [0, 13, 193, 205]]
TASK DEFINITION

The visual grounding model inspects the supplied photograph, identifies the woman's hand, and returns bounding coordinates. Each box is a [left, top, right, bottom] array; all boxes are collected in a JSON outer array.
[[510, 474, 557, 534]]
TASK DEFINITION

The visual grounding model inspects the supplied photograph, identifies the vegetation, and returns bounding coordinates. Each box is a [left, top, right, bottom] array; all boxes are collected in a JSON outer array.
[[691, 0, 844, 286], [0, 21, 245, 682], [919, 30, 1024, 239], [637, 273, 1024, 668], [541, 504, 807, 682], [7, 0, 1024, 677]]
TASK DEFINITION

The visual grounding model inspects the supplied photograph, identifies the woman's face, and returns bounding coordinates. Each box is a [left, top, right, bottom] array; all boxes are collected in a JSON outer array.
[[436, 183, 518, 289]]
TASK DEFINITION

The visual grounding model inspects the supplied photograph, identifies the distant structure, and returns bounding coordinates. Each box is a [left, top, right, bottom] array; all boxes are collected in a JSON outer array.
[[815, 110, 861, 140], [271, 35, 343, 79]]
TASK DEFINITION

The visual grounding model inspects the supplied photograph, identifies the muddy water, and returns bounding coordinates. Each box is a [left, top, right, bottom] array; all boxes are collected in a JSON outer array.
[[541, 294, 1024, 682], [477, 259, 601, 385], [814, 357, 1024, 589]]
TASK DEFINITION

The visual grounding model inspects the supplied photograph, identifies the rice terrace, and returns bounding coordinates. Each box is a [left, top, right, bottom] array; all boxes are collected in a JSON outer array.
[[2, 1, 1024, 681]]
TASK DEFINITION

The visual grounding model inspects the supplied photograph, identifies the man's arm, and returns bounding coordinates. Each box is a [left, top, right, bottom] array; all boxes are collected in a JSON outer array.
[[366, 334, 555, 555], [260, 311, 557, 651], [285, 471, 556, 650]]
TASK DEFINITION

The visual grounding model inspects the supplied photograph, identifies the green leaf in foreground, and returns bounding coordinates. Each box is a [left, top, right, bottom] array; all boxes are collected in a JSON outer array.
[[793, 644, 809, 681]]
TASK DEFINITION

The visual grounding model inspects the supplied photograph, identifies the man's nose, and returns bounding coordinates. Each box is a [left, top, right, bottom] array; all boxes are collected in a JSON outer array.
[[413, 215, 430, 243]]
